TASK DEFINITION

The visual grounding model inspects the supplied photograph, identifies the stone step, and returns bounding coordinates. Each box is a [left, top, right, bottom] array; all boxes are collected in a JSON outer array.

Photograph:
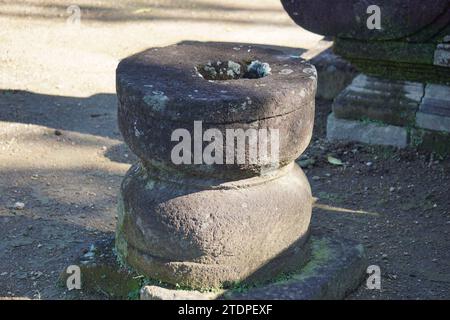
[[327, 113, 409, 149], [416, 84, 450, 133]]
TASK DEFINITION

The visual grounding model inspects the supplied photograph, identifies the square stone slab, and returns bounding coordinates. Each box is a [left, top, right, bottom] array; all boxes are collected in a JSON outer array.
[[327, 113, 409, 149], [416, 84, 450, 133]]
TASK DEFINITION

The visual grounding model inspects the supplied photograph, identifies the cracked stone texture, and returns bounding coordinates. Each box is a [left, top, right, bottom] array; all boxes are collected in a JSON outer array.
[[416, 84, 450, 133], [141, 286, 222, 300], [434, 43, 450, 67]]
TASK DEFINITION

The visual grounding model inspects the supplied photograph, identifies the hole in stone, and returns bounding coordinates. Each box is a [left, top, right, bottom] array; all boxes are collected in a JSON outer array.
[[196, 60, 271, 81]]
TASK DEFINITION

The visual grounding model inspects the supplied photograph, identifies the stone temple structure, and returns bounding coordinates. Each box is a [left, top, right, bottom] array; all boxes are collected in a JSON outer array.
[[113, 42, 366, 299], [282, 0, 450, 155], [115, 42, 317, 289]]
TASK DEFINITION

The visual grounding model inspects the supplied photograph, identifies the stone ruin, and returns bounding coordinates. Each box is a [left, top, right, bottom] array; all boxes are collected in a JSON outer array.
[[58, 0, 449, 301], [58, 3, 383, 300], [282, 0, 450, 155], [115, 42, 316, 289], [112, 42, 366, 299]]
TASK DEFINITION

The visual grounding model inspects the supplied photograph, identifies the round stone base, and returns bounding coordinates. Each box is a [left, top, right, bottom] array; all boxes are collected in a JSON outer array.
[[116, 162, 312, 289], [140, 232, 367, 300]]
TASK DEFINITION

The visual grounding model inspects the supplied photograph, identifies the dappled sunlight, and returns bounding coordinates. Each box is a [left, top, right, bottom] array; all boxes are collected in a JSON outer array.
[[313, 198, 380, 217], [1, 0, 447, 301], [0, 0, 323, 97], [0, 166, 122, 232], [0, 120, 130, 173], [0, 0, 291, 26]]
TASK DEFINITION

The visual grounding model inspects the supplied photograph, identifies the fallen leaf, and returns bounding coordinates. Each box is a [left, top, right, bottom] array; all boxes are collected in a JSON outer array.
[[327, 155, 343, 166]]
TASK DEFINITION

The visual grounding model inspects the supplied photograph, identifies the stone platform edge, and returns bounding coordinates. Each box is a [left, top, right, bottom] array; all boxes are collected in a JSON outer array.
[[327, 113, 450, 155], [59, 231, 367, 300]]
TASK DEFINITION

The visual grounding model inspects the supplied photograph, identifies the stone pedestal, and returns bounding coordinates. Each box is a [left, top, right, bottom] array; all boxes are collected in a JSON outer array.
[[59, 230, 367, 300], [115, 42, 317, 289], [281, 0, 450, 155]]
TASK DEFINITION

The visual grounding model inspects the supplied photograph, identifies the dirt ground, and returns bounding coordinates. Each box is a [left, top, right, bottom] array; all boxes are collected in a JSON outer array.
[[0, 0, 449, 300]]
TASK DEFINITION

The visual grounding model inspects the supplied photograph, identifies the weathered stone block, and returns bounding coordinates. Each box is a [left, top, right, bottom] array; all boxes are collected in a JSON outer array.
[[116, 162, 312, 289], [228, 232, 366, 300], [140, 232, 367, 300], [141, 286, 222, 300], [117, 42, 316, 179], [327, 113, 409, 148], [416, 113, 450, 134], [434, 43, 450, 67], [116, 42, 317, 289], [60, 231, 367, 300], [416, 84, 450, 133], [333, 74, 423, 126]]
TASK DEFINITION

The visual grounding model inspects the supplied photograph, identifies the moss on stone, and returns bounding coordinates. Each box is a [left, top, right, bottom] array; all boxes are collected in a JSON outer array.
[[334, 38, 435, 65], [223, 238, 332, 297], [415, 130, 450, 157], [360, 116, 389, 127], [289, 238, 332, 282]]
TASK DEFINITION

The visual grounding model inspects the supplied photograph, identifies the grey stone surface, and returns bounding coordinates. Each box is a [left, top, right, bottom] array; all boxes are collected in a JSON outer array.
[[416, 84, 450, 132], [141, 286, 222, 300], [117, 42, 317, 123], [310, 48, 358, 100], [117, 41, 316, 178], [327, 113, 409, 148], [61, 232, 366, 300], [140, 231, 367, 300], [281, 0, 450, 83], [419, 84, 450, 116], [333, 74, 424, 126], [416, 113, 450, 133], [280, 0, 450, 153], [116, 42, 317, 289], [434, 43, 450, 67], [116, 162, 312, 289], [226, 232, 367, 300]]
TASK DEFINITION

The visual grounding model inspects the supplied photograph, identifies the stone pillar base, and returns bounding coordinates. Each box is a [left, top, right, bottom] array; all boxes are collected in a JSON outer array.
[[328, 74, 450, 155], [59, 229, 367, 300], [142, 230, 367, 300], [115, 162, 312, 290]]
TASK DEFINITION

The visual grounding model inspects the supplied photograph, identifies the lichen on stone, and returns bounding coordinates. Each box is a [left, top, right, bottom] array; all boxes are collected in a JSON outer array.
[[226, 61, 241, 78], [143, 91, 169, 112], [245, 60, 271, 79], [196, 59, 271, 81]]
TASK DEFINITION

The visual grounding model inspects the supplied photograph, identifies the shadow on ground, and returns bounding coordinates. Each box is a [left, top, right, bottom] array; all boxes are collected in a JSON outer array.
[[0, 0, 292, 26]]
